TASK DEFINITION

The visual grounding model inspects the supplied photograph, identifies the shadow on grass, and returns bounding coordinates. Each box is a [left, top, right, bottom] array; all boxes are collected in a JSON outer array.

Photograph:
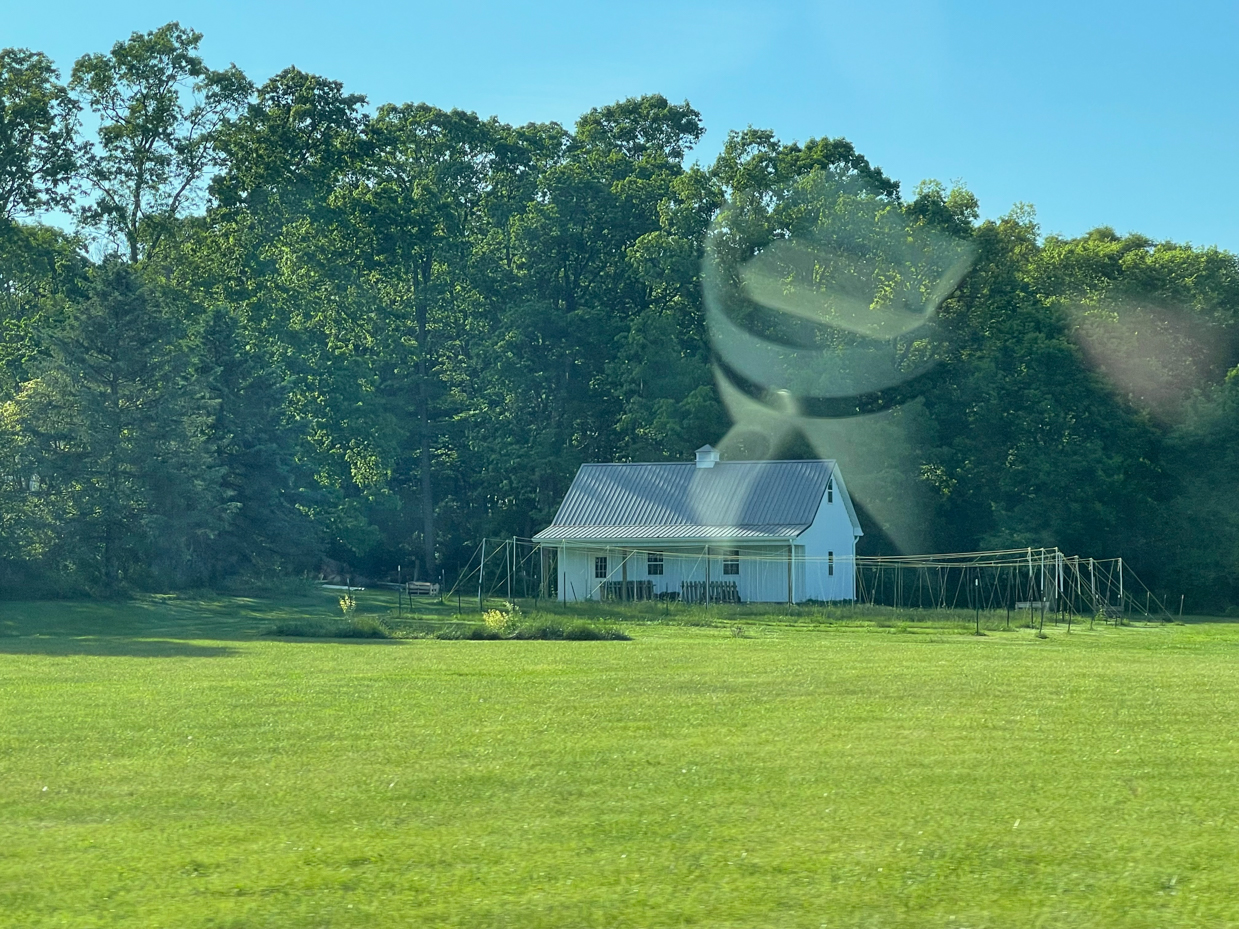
[[0, 589, 434, 656], [0, 636, 237, 657], [0, 589, 408, 643]]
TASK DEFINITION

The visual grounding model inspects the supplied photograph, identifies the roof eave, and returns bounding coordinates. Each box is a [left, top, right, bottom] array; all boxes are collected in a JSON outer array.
[[532, 529, 809, 545]]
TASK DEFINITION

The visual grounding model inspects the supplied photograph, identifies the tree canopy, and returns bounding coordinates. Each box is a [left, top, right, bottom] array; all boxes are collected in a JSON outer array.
[[2, 23, 1237, 607]]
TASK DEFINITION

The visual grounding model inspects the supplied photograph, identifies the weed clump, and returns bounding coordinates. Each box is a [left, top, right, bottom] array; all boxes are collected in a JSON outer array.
[[434, 624, 501, 640], [271, 616, 391, 639], [432, 619, 630, 641], [482, 601, 522, 635], [505, 619, 631, 640]]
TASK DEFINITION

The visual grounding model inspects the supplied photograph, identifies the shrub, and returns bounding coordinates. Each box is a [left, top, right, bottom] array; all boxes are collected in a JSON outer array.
[[482, 606, 520, 635]]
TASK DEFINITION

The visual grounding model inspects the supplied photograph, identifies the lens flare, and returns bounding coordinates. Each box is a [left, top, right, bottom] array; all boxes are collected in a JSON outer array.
[[704, 174, 976, 552]]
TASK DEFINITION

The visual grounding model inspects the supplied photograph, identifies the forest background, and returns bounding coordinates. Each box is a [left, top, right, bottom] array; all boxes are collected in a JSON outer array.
[[1, 24, 1236, 607]]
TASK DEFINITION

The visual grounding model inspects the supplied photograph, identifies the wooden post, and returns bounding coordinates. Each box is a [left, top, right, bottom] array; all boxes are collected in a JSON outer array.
[[621, 549, 628, 602]]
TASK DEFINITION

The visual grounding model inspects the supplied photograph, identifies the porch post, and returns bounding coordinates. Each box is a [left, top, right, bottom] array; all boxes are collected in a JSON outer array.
[[704, 545, 710, 606], [787, 541, 794, 605]]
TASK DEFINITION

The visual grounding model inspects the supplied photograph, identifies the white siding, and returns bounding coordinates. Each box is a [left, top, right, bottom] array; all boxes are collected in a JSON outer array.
[[793, 484, 859, 601], [556, 535, 855, 603], [559, 543, 803, 603]]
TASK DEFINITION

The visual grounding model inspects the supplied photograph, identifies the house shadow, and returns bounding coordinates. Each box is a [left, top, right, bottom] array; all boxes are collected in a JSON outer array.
[[0, 636, 238, 658]]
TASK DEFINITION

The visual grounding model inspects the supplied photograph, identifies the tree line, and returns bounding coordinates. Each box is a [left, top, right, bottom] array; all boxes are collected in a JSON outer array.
[[1, 23, 1236, 606]]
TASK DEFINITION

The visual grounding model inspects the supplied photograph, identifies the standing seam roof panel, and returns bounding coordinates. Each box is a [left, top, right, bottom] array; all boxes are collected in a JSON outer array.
[[540, 460, 837, 533]]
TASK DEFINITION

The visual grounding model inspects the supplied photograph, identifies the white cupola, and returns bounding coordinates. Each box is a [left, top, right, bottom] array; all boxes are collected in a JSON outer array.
[[694, 444, 720, 468]]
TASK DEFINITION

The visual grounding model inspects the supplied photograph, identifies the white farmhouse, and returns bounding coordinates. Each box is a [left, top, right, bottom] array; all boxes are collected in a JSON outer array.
[[534, 446, 862, 603]]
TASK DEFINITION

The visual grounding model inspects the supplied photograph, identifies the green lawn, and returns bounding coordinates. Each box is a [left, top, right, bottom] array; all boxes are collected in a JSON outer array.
[[2, 592, 1239, 927]]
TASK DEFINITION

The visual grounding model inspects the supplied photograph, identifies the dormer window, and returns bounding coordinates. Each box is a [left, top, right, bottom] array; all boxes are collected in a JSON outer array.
[[826, 478, 833, 504]]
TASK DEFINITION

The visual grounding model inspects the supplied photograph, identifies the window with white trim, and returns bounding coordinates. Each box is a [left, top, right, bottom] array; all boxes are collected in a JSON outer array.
[[723, 549, 740, 575], [826, 478, 833, 504], [595, 556, 608, 579], [647, 552, 663, 576], [828, 551, 835, 576]]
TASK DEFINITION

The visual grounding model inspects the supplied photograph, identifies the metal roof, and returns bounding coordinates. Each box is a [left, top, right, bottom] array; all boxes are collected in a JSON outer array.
[[534, 459, 858, 543], [534, 524, 813, 543]]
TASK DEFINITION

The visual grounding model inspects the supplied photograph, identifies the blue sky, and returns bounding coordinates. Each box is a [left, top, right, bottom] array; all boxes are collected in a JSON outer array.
[[8, 0, 1238, 250]]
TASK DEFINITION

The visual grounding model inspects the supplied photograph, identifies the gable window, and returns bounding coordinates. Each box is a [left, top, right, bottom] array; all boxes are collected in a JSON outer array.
[[826, 478, 833, 504], [723, 549, 740, 575], [647, 552, 664, 576], [595, 556, 608, 579], [828, 551, 835, 576]]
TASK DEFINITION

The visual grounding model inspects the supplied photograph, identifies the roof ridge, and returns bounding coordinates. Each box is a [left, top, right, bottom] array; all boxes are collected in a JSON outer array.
[[580, 458, 836, 466]]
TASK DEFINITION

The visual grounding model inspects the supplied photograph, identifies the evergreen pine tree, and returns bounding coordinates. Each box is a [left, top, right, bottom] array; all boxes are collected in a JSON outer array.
[[11, 261, 226, 589]]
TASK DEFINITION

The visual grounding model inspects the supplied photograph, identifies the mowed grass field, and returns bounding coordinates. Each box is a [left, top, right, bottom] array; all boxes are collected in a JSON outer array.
[[3, 592, 1239, 928]]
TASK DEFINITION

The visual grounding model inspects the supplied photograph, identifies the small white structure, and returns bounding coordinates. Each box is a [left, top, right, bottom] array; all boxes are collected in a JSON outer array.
[[534, 446, 862, 603]]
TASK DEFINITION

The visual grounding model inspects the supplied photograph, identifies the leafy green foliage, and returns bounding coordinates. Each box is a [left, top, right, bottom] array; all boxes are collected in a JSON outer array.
[[0, 48, 79, 219], [69, 22, 251, 261], [0, 23, 1236, 607]]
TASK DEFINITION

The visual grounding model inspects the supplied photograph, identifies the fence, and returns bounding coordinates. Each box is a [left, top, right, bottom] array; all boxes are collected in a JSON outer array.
[[444, 539, 1172, 620], [681, 580, 740, 604]]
